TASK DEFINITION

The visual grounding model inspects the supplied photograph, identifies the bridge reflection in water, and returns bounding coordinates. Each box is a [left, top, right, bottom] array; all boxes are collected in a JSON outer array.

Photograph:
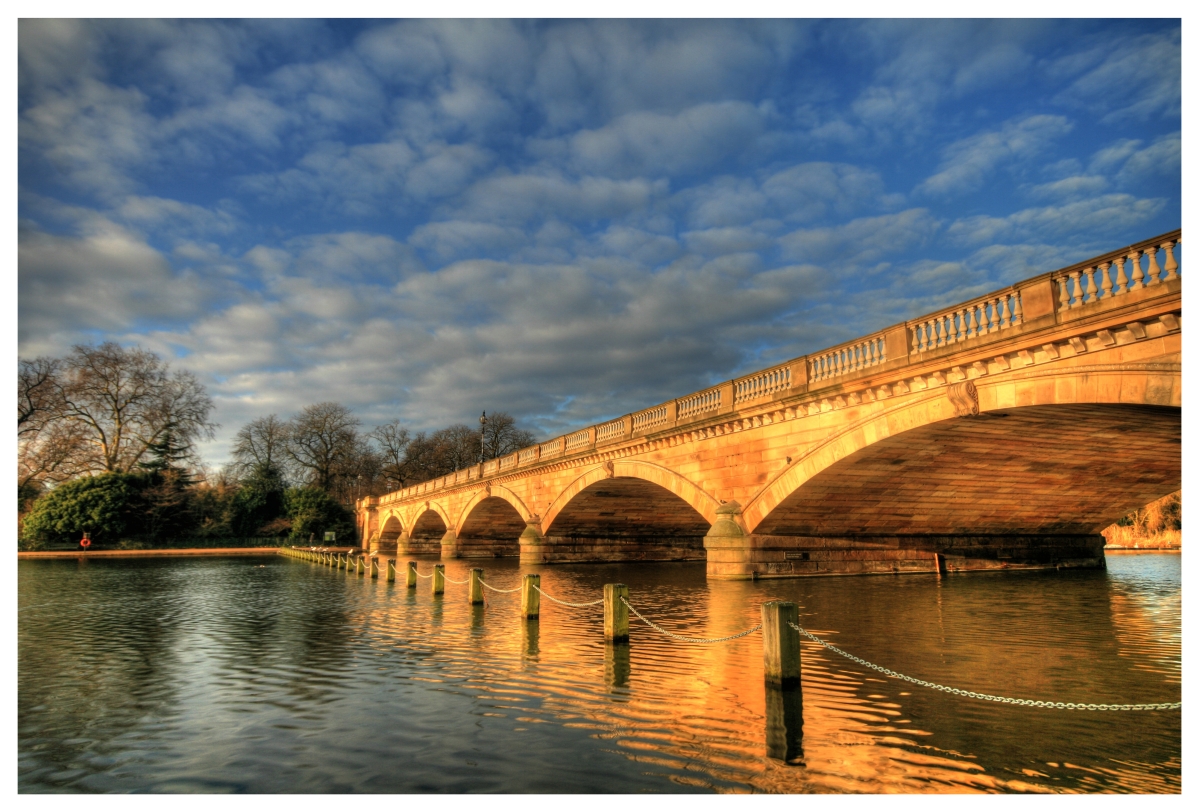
[[18, 554, 1180, 792]]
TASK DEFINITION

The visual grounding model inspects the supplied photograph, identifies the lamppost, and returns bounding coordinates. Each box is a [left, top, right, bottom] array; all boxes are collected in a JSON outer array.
[[479, 411, 488, 465]]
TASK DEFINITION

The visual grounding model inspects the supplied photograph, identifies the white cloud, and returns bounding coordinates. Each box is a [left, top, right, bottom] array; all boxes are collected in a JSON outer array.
[[779, 208, 940, 266], [561, 101, 771, 178], [916, 115, 1072, 198]]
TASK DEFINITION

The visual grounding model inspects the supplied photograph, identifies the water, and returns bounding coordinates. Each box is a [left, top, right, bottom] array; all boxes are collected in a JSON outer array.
[[18, 553, 1180, 793]]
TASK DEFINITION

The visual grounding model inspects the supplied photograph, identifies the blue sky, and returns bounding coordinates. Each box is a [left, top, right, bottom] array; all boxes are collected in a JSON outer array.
[[17, 17, 1181, 468]]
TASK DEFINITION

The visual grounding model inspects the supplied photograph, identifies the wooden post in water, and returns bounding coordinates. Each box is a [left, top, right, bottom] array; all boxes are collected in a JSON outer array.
[[468, 568, 484, 605], [521, 574, 540, 619], [761, 601, 801, 688], [432, 564, 445, 595], [370, 558, 379, 578], [358, 557, 366, 576], [337, 554, 344, 570], [406, 561, 417, 588], [604, 584, 630, 643], [386, 559, 396, 582]]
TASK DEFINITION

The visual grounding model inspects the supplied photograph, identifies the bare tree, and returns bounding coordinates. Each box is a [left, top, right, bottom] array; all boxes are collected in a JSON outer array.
[[25, 342, 215, 475], [370, 419, 412, 487], [230, 414, 289, 480], [482, 411, 537, 460], [18, 357, 62, 437], [285, 402, 361, 493]]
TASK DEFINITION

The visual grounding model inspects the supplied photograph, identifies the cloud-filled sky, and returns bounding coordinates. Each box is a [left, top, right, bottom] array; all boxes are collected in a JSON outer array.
[[17, 18, 1181, 468]]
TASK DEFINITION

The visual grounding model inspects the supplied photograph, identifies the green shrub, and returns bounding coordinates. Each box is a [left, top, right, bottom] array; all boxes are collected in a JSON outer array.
[[284, 487, 355, 543], [20, 474, 140, 547]]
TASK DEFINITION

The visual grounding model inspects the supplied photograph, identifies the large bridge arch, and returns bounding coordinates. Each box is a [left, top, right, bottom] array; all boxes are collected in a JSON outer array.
[[543, 460, 721, 533], [744, 363, 1181, 535], [376, 512, 404, 552], [450, 485, 532, 558], [536, 461, 721, 563]]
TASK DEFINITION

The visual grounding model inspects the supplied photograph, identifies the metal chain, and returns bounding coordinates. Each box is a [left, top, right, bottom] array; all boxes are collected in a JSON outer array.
[[622, 597, 762, 644], [787, 622, 1180, 711], [479, 579, 523, 593], [532, 584, 604, 608]]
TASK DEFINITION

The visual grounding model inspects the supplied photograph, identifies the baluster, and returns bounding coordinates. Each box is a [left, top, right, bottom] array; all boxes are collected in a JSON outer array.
[[1162, 240, 1179, 281], [1145, 245, 1162, 286], [1068, 270, 1083, 308], [1011, 291, 1023, 325], [838, 349, 847, 376], [968, 304, 980, 338], [932, 317, 943, 347], [1057, 276, 1071, 311], [1113, 256, 1128, 295], [918, 321, 930, 351], [944, 313, 956, 344], [911, 324, 922, 353], [877, 336, 887, 363], [1099, 261, 1113, 299], [868, 338, 878, 366], [999, 294, 1012, 328], [1083, 266, 1098, 303], [1128, 249, 1144, 291], [858, 342, 867, 369], [955, 309, 966, 342]]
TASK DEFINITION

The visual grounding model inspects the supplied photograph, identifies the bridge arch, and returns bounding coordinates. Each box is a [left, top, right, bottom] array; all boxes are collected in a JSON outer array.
[[543, 460, 722, 533], [456, 484, 533, 529], [377, 512, 404, 550], [452, 485, 532, 557], [405, 501, 451, 551], [538, 461, 721, 563], [744, 364, 1181, 537]]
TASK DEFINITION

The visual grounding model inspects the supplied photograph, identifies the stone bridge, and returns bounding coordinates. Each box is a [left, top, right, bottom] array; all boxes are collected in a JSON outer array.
[[358, 230, 1182, 579]]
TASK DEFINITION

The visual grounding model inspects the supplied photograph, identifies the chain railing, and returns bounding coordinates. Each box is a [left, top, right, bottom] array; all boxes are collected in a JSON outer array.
[[478, 578, 523, 594], [532, 584, 604, 608], [787, 621, 1180, 711], [621, 597, 762, 644]]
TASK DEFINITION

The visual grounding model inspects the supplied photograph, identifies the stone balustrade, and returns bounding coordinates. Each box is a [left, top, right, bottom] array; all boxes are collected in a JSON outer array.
[[677, 387, 721, 419], [1056, 235, 1181, 310], [735, 364, 792, 405], [632, 405, 669, 432], [565, 428, 592, 452], [518, 446, 539, 465], [540, 437, 563, 457], [911, 291, 1023, 354], [809, 334, 886, 383], [597, 417, 627, 443]]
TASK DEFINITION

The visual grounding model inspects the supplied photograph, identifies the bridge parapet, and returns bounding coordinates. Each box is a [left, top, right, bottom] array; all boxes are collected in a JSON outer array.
[[1055, 232, 1180, 309]]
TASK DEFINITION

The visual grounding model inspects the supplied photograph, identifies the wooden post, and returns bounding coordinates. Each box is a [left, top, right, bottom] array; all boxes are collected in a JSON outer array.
[[386, 559, 396, 582], [406, 561, 417, 588], [761, 601, 801, 688], [521, 574, 540, 619], [934, 552, 947, 575], [337, 554, 345, 570], [356, 557, 365, 576], [370, 558, 379, 579], [432, 564, 445, 595], [604, 583, 630, 642], [468, 568, 484, 605]]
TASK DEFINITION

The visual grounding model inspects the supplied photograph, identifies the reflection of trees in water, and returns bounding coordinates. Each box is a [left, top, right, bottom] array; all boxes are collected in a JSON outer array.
[[19, 559, 185, 784]]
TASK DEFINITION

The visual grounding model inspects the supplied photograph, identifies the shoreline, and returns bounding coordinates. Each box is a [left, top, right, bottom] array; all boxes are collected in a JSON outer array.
[[19, 548, 281, 559]]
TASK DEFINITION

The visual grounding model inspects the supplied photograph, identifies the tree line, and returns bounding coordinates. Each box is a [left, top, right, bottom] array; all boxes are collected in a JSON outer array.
[[18, 342, 536, 549]]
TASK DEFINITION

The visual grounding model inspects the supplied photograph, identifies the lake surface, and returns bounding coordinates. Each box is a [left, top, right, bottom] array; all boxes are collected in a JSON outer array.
[[18, 552, 1180, 794]]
